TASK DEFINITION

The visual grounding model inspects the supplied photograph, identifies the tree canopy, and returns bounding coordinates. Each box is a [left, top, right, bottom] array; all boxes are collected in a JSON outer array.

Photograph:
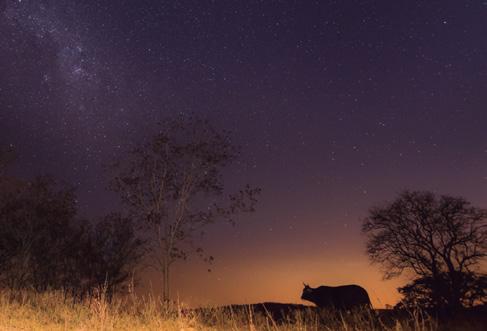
[[362, 190, 487, 311]]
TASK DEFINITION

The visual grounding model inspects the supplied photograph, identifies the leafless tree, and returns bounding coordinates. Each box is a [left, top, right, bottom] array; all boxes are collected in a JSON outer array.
[[362, 190, 487, 310], [110, 116, 260, 301]]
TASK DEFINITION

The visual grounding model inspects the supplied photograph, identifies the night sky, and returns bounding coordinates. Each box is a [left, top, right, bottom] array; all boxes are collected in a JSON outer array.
[[1, 0, 487, 307]]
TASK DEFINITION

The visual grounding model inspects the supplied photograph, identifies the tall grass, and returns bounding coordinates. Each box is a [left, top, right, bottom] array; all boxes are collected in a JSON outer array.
[[0, 290, 440, 331]]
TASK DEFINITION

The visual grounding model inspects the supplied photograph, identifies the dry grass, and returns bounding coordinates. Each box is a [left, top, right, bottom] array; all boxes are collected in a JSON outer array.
[[0, 290, 444, 331]]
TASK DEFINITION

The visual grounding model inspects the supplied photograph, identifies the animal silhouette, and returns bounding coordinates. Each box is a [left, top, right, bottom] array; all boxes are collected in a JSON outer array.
[[301, 283, 371, 310]]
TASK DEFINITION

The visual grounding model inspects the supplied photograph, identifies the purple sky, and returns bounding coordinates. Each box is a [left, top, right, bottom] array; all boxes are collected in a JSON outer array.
[[1, 0, 486, 306]]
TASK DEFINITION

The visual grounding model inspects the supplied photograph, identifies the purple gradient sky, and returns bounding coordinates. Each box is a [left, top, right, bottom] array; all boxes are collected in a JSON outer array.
[[1, 0, 486, 306]]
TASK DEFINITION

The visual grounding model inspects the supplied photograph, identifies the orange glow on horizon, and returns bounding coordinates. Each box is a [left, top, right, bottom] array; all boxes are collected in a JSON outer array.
[[140, 254, 405, 309]]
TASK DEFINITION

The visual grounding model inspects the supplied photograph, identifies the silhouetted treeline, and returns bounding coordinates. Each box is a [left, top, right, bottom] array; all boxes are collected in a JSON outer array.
[[397, 272, 487, 310], [0, 176, 144, 300]]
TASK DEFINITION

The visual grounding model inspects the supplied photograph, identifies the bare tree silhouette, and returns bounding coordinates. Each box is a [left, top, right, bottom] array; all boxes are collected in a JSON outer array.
[[110, 115, 260, 302], [362, 190, 487, 311]]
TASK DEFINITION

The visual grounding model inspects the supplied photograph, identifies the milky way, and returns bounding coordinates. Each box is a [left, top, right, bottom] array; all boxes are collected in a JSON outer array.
[[1, 0, 487, 306]]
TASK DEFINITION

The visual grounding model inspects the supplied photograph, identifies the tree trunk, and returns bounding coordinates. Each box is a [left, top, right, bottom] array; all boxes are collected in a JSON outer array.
[[162, 256, 170, 302], [448, 271, 463, 312]]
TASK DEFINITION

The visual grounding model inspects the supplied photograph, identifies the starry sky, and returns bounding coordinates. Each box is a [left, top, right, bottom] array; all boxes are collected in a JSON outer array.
[[1, 0, 487, 307]]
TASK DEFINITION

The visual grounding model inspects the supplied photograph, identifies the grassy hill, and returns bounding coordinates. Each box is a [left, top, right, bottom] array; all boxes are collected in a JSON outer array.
[[0, 291, 484, 330]]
